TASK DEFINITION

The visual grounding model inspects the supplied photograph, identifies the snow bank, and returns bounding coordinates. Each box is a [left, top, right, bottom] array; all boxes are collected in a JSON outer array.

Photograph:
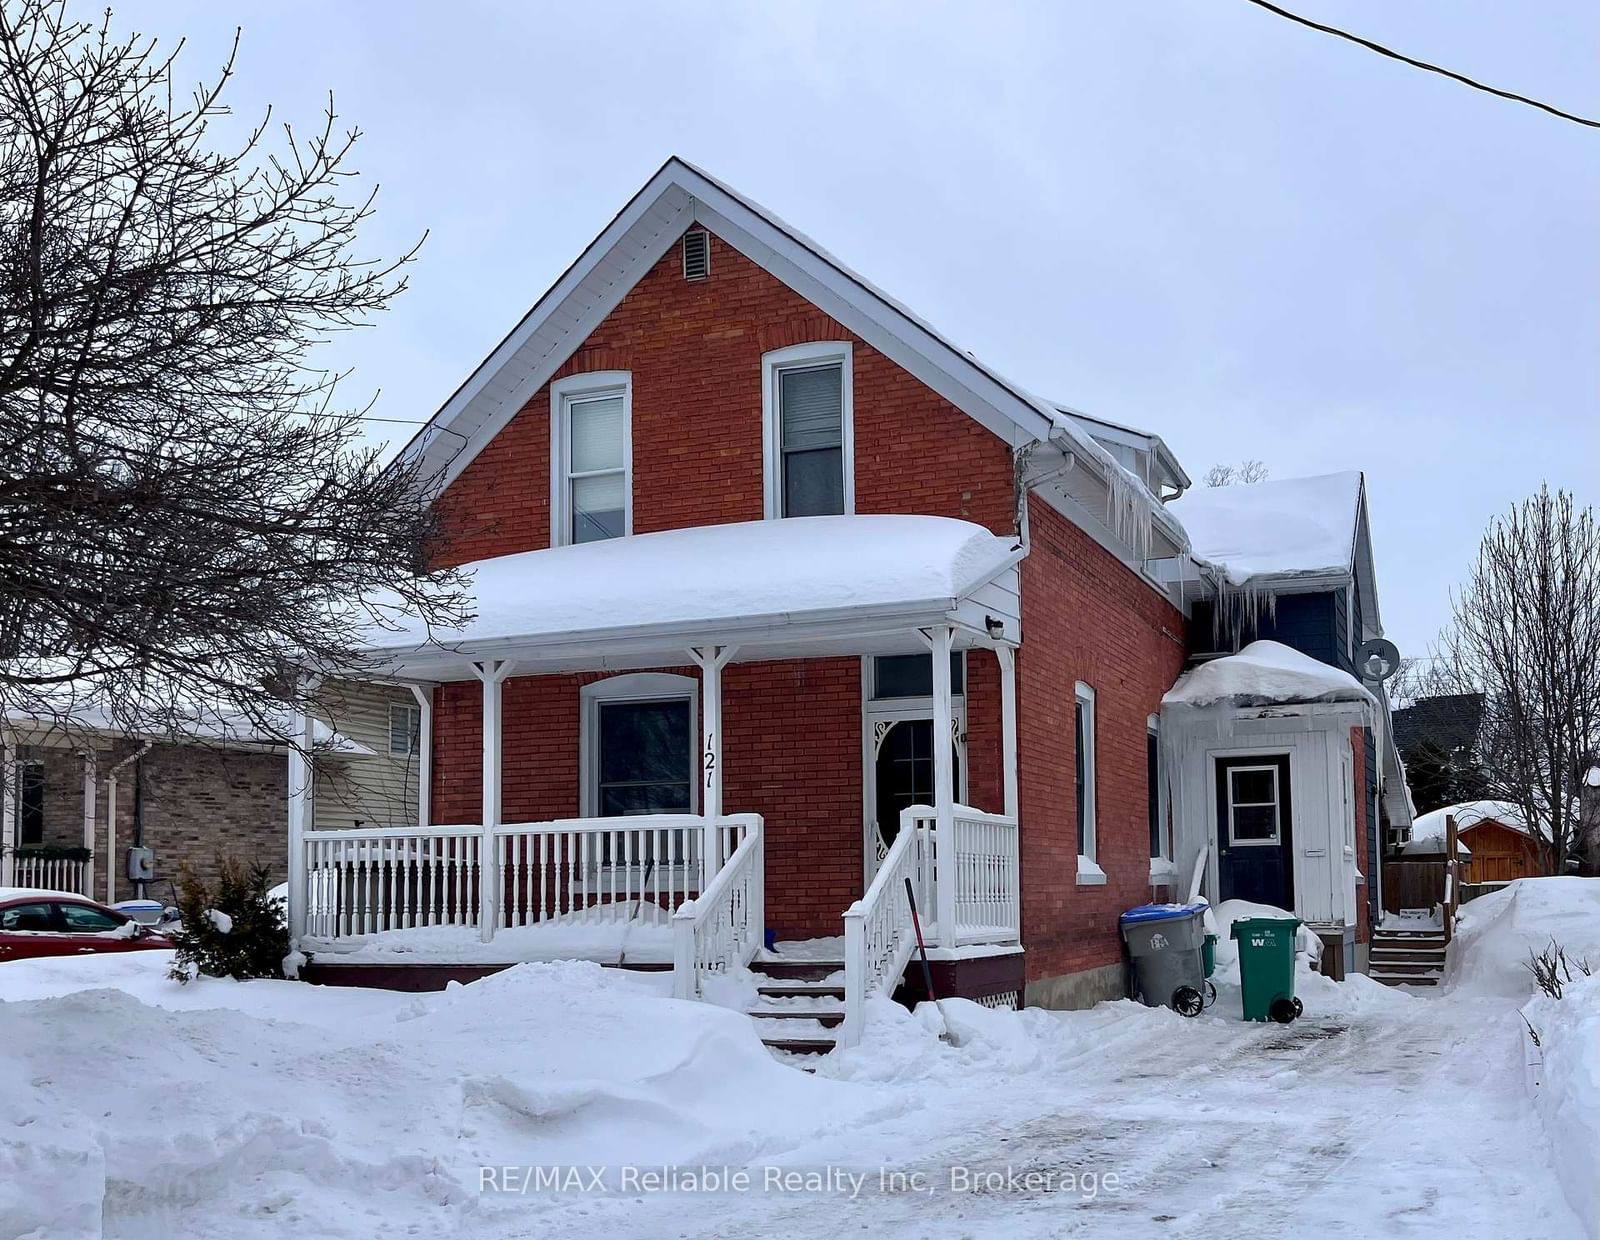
[[1170, 471, 1361, 585], [0, 952, 876, 1239], [1523, 973, 1600, 1234], [362, 515, 1020, 652], [1163, 640, 1374, 710], [1448, 878, 1600, 998]]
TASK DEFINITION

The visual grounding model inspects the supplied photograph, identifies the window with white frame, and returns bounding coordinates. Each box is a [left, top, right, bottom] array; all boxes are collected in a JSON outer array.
[[1075, 683, 1096, 861], [388, 703, 421, 757], [551, 372, 631, 545], [763, 343, 852, 519], [580, 674, 697, 819]]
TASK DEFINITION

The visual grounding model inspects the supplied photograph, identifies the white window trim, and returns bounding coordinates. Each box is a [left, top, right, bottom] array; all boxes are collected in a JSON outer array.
[[1147, 713, 1178, 882], [578, 673, 699, 820], [1075, 681, 1098, 881], [1226, 763, 1284, 848], [761, 341, 854, 520], [388, 702, 421, 758], [550, 371, 633, 548]]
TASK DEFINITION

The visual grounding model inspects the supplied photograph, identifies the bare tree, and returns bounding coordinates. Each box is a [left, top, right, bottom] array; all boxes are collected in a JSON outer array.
[[1434, 488, 1600, 872], [0, 1, 464, 739], [1203, 459, 1269, 488]]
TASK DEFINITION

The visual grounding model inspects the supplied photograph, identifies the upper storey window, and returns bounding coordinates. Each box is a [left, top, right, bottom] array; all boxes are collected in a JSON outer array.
[[551, 372, 631, 545], [762, 342, 853, 519]]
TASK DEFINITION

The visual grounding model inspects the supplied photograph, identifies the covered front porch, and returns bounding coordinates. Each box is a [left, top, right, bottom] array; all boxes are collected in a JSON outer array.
[[288, 516, 1026, 1045]]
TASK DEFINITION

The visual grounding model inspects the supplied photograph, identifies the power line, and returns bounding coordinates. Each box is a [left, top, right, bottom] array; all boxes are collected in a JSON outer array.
[[1243, 0, 1600, 129]]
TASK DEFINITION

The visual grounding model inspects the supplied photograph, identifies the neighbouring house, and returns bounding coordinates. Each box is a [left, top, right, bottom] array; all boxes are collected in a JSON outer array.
[[283, 159, 1411, 1047], [1158, 472, 1413, 977], [1, 680, 421, 904], [1392, 692, 1488, 815], [1583, 766, 1600, 876]]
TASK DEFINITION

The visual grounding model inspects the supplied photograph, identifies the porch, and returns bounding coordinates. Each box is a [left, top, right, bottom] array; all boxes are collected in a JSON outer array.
[[289, 516, 1027, 1048]]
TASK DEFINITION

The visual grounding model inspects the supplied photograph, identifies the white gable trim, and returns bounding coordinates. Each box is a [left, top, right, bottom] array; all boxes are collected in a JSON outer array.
[[398, 158, 1065, 494]]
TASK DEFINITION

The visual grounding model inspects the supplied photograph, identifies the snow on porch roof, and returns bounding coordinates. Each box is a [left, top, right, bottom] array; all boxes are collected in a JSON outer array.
[[1171, 471, 1361, 586], [1162, 640, 1375, 711], [360, 516, 1024, 670]]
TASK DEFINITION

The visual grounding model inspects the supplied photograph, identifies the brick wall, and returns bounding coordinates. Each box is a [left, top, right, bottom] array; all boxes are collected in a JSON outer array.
[[433, 229, 1015, 565], [21, 741, 286, 900], [1016, 495, 1187, 982]]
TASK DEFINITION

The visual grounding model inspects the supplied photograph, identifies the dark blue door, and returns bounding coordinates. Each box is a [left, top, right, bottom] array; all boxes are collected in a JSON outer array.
[[1216, 756, 1293, 907]]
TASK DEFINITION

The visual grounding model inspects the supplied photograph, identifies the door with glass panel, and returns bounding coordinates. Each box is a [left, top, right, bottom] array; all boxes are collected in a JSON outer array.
[[864, 654, 964, 876], [1215, 755, 1294, 907]]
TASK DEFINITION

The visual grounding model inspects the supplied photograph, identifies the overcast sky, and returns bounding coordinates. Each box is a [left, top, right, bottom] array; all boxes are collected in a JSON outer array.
[[111, 0, 1599, 658]]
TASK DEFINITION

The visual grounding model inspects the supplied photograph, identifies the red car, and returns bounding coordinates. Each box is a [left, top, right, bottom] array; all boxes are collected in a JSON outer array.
[[0, 889, 174, 962]]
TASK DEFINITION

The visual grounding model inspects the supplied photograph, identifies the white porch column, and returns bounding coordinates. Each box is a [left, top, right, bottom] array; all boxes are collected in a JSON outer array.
[[472, 660, 515, 942], [81, 751, 97, 898], [689, 645, 737, 876], [928, 626, 959, 944], [409, 684, 434, 829], [286, 678, 319, 945], [996, 645, 1019, 820], [0, 729, 14, 888]]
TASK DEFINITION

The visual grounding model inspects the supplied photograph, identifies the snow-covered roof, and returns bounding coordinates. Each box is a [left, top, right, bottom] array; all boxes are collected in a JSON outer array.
[[3, 702, 375, 756], [1162, 640, 1376, 710], [1170, 472, 1362, 587], [0, 887, 93, 903], [1409, 800, 1539, 842], [360, 515, 1023, 674]]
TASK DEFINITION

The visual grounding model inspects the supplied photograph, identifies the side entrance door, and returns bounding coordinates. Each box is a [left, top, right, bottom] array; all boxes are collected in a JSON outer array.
[[867, 716, 963, 872], [1216, 755, 1294, 907]]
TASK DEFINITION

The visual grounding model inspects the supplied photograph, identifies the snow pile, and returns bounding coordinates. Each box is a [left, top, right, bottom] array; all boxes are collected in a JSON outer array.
[[312, 906, 675, 965], [362, 515, 1021, 652], [1447, 878, 1600, 998], [1523, 974, 1600, 1235], [1171, 471, 1361, 585], [0, 952, 878, 1239], [205, 908, 233, 934], [1163, 640, 1375, 710]]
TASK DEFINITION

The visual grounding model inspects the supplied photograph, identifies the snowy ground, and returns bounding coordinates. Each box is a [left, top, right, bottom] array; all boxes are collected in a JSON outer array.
[[3, 884, 1595, 1239]]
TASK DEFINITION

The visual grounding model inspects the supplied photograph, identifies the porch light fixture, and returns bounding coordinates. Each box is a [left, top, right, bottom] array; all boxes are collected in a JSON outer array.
[[985, 615, 1004, 639]]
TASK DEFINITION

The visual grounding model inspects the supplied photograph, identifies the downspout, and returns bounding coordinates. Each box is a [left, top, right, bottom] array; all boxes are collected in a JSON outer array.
[[104, 741, 153, 905]]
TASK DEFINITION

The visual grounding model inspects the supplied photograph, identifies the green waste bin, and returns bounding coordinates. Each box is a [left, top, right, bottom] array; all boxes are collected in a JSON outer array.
[[1230, 917, 1304, 1023], [1202, 933, 1219, 979]]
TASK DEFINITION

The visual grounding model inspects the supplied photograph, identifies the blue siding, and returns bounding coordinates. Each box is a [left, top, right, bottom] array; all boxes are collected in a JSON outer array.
[[1189, 591, 1342, 669]]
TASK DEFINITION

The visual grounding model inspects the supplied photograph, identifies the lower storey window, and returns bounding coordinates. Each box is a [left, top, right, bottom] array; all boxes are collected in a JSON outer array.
[[596, 699, 692, 817]]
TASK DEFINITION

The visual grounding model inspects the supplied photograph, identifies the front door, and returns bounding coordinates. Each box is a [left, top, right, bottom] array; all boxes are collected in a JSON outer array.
[[1216, 755, 1293, 907], [869, 719, 961, 865]]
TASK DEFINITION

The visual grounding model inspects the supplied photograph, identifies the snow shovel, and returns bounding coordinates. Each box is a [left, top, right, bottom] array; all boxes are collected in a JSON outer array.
[[903, 877, 962, 1047], [617, 857, 656, 969]]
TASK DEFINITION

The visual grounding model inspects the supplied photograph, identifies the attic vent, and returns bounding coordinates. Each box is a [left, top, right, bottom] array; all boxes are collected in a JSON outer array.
[[682, 229, 710, 281]]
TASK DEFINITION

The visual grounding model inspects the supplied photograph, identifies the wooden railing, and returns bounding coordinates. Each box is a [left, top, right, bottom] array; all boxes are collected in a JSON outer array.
[[12, 853, 90, 896], [300, 814, 756, 942], [841, 807, 935, 1047], [672, 815, 765, 999], [950, 806, 1021, 944]]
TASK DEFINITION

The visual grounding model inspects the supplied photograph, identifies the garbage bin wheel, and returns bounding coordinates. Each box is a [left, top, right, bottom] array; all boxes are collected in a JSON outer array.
[[1203, 981, 1218, 1009], [1173, 986, 1204, 1018], [1291, 997, 1304, 1018], [1269, 997, 1299, 1024]]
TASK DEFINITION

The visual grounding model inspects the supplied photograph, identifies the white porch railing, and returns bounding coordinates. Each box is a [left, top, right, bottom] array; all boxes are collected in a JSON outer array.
[[12, 853, 90, 896], [672, 814, 765, 999], [840, 803, 1018, 1048], [299, 814, 757, 942]]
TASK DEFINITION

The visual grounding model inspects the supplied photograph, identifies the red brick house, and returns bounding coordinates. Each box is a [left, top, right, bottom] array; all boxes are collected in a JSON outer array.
[[287, 160, 1404, 1047]]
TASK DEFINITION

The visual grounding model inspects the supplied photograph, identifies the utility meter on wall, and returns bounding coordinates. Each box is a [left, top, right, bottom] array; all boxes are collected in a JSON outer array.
[[125, 846, 154, 882]]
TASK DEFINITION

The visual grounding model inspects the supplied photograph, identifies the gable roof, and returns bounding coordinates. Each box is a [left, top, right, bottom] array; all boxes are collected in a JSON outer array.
[[394, 157, 1187, 563]]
